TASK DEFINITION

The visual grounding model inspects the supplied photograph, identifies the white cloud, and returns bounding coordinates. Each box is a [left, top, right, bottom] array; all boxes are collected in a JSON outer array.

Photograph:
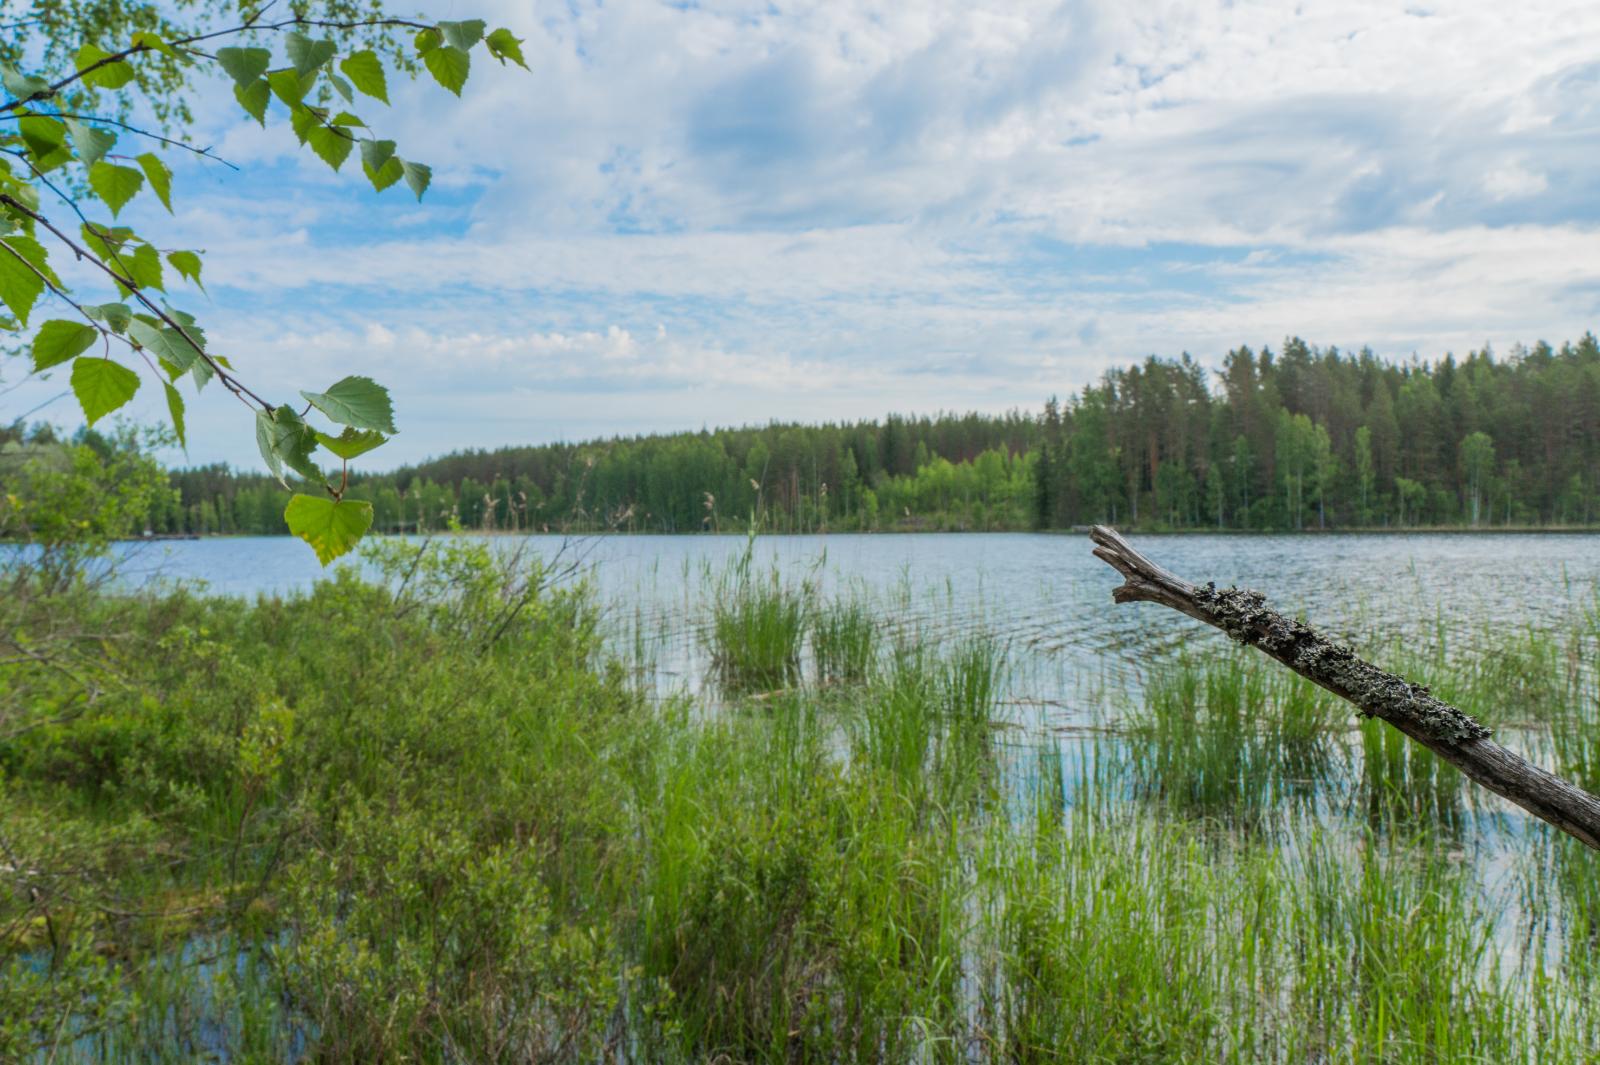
[[9, 0, 1600, 468], [1482, 164, 1550, 201]]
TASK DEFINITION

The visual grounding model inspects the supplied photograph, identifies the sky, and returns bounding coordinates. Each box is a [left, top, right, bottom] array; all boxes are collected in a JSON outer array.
[[9, 0, 1600, 469]]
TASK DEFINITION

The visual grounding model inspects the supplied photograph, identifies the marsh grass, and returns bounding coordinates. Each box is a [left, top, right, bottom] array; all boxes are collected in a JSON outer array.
[[1127, 652, 1346, 825], [706, 550, 810, 694], [6, 543, 1600, 1062], [812, 598, 879, 685]]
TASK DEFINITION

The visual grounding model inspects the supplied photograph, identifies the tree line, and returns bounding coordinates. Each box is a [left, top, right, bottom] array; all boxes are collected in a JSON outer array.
[[134, 333, 1600, 535]]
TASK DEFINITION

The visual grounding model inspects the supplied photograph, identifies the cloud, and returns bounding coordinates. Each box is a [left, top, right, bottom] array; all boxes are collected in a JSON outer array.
[[9, 0, 1600, 469]]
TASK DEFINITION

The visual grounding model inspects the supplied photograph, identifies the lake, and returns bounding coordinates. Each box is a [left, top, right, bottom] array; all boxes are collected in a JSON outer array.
[[107, 531, 1600, 727]]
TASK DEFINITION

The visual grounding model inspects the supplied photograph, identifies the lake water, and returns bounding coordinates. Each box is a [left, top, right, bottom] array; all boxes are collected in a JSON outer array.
[[106, 531, 1600, 727]]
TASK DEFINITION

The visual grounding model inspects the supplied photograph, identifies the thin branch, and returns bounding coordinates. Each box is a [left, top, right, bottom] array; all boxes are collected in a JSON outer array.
[[1, 110, 239, 169], [1088, 525, 1600, 851], [0, 192, 269, 412]]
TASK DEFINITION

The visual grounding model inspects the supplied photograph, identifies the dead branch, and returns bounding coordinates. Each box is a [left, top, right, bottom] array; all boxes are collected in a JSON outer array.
[[1089, 525, 1600, 851]]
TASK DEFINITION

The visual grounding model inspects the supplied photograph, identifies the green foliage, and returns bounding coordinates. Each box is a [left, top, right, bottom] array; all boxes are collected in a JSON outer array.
[[283, 492, 374, 565], [136, 151, 173, 210], [315, 426, 386, 459], [486, 28, 530, 70], [707, 549, 811, 693], [340, 49, 389, 102], [0, 235, 49, 324], [300, 374, 398, 434], [31, 318, 98, 369], [69, 355, 140, 424], [1, 6, 526, 562], [3, 542, 1600, 1058], [87, 160, 144, 215], [0, 425, 175, 578]]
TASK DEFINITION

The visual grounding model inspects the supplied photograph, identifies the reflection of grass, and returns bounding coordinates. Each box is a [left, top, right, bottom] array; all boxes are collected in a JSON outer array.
[[5, 542, 1600, 1061]]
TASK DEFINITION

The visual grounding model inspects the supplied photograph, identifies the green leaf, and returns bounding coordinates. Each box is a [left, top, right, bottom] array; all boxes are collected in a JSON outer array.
[[328, 72, 354, 104], [284, 494, 372, 565], [128, 316, 203, 372], [364, 154, 403, 192], [414, 28, 443, 55], [289, 104, 320, 145], [163, 381, 186, 449], [17, 115, 67, 161], [131, 31, 182, 60], [300, 375, 397, 434], [215, 46, 271, 87], [0, 236, 48, 326], [268, 67, 315, 108], [360, 138, 396, 174], [64, 117, 116, 168], [70, 356, 140, 424], [256, 406, 323, 487], [117, 243, 164, 295], [167, 250, 202, 288], [235, 79, 270, 125], [331, 111, 364, 127], [285, 32, 337, 75], [0, 179, 40, 219], [255, 410, 284, 483], [423, 46, 470, 96], [1, 65, 49, 101], [33, 319, 99, 370], [401, 159, 431, 201], [84, 302, 132, 332], [307, 124, 354, 171], [339, 50, 388, 104], [440, 19, 486, 51], [75, 45, 137, 89], [89, 162, 143, 217], [485, 28, 530, 70], [80, 222, 132, 255], [136, 152, 173, 211], [315, 426, 387, 460]]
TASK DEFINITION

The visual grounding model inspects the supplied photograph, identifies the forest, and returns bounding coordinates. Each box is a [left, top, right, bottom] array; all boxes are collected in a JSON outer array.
[[136, 332, 1600, 536]]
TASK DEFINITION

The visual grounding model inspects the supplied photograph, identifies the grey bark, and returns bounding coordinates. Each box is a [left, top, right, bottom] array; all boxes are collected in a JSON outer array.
[[1089, 525, 1600, 852]]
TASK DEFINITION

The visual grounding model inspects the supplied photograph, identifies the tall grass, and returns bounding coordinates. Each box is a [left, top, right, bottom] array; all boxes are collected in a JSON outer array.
[[812, 599, 878, 685], [6, 542, 1600, 1061], [706, 550, 809, 694]]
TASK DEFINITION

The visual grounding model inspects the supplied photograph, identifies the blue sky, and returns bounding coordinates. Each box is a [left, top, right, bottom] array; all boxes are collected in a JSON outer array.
[[10, 0, 1600, 469]]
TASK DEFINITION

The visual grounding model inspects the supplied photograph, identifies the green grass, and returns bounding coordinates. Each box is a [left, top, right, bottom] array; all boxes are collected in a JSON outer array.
[[705, 550, 810, 694], [812, 598, 879, 685], [3, 541, 1599, 1061]]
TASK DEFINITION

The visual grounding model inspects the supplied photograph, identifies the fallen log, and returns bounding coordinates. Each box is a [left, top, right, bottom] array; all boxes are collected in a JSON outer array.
[[1088, 525, 1600, 852]]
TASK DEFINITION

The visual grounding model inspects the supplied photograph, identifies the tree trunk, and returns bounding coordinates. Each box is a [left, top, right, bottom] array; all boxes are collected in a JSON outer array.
[[1088, 525, 1600, 851]]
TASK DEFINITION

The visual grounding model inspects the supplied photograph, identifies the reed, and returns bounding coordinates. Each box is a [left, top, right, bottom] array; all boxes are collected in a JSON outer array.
[[6, 541, 1600, 1062]]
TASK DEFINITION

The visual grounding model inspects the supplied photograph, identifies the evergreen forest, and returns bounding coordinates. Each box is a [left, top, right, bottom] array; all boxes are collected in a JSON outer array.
[[103, 334, 1600, 536]]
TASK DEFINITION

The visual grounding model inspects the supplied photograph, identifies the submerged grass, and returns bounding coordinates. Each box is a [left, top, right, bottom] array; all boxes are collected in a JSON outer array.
[[3, 540, 1599, 1061]]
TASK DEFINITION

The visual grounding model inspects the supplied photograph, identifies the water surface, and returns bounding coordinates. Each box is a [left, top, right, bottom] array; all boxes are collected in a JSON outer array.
[[108, 531, 1599, 725]]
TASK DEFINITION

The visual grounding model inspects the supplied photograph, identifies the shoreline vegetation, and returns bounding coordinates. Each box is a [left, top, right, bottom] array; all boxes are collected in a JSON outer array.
[[4, 534, 1598, 1061], [110, 521, 1600, 541], [13, 334, 1597, 540]]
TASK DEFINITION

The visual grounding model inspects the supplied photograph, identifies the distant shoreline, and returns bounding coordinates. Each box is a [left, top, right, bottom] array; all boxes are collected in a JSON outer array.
[[111, 524, 1600, 542]]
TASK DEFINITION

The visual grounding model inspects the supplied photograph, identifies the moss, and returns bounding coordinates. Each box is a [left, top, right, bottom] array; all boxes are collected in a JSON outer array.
[[1194, 583, 1492, 745]]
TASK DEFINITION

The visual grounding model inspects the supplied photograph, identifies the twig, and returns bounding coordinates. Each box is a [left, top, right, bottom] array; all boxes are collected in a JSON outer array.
[[0, 110, 239, 168]]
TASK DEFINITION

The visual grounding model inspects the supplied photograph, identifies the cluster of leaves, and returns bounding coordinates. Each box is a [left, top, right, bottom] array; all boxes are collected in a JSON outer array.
[[1, 8, 527, 562]]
